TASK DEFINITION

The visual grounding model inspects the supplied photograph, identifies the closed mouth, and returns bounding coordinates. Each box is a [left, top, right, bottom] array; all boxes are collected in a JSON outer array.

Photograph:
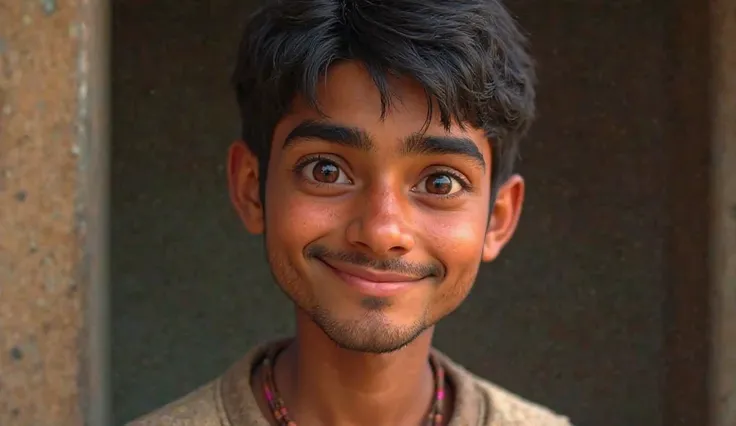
[[318, 258, 424, 284]]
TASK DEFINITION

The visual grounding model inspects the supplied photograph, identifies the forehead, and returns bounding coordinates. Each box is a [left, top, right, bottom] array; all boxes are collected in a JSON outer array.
[[275, 61, 489, 152]]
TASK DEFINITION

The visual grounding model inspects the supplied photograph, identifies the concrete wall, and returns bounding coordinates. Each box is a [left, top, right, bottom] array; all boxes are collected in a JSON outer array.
[[0, 0, 107, 425], [661, 1, 713, 424], [110, 1, 669, 425], [0, 0, 727, 425]]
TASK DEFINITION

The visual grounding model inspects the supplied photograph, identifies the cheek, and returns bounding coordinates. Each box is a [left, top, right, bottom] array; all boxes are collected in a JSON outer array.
[[422, 212, 486, 315], [266, 183, 343, 249], [422, 210, 488, 262]]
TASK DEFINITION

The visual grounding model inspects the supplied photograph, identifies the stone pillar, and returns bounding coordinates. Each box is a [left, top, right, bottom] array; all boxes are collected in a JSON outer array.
[[712, 0, 736, 424], [0, 0, 108, 425]]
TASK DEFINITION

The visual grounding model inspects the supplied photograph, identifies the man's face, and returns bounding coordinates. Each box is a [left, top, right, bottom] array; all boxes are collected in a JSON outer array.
[[229, 61, 524, 353]]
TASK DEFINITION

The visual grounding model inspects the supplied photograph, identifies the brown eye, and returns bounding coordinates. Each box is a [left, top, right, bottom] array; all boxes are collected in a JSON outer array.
[[301, 158, 352, 185], [416, 173, 462, 196], [313, 160, 339, 183]]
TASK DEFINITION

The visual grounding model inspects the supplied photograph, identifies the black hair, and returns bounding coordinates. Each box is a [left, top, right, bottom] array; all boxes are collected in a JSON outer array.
[[232, 0, 536, 200]]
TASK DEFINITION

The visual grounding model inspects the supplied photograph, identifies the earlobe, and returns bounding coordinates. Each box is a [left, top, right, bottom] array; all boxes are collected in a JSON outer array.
[[227, 141, 265, 235], [481, 174, 525, 262]]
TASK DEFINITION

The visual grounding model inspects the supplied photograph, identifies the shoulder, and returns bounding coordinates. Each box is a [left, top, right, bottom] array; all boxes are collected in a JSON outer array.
[[473, 376, 572, 426], [125, 380, 229, 426], [432, 349, 572, 426], [124, 340, 285, 426]]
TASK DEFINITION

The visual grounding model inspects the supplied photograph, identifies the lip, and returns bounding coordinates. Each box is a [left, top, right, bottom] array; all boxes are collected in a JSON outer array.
[[319, 258, 423, 298]]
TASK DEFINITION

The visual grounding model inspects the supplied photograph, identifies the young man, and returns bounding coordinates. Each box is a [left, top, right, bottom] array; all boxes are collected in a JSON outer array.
[[131, 0, 571, 425]]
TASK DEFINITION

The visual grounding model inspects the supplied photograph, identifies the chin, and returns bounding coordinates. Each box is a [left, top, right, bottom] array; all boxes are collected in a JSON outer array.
[[308, 305, 431, 353]]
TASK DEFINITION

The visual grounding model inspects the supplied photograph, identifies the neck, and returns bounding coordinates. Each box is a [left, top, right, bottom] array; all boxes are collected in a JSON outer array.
[[273, 309, 437, 426]]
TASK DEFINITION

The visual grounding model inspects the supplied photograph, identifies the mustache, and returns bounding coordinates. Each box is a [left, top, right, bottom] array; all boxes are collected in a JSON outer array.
[[305, 244, 444, 279]]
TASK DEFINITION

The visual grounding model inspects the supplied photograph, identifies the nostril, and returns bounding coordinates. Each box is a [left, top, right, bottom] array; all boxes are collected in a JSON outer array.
[[388, 246, 407, 254]]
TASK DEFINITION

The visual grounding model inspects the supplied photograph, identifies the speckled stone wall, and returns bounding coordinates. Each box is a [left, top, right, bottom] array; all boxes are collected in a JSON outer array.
[[712, 0, 736, 424], [110, 1, 669, 426], [0, 0, 107, 424], [0, 0, 84, 424]]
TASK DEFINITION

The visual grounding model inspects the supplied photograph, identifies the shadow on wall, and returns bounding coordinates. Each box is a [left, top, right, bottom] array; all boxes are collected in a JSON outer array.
[[111, 0, 666, 425]]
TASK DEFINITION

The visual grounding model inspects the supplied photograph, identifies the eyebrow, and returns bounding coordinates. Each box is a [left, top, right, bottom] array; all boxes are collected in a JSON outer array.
[[283, 119, 486, 170], [401, 133, 486, 171], [283, 120, 372, 151]]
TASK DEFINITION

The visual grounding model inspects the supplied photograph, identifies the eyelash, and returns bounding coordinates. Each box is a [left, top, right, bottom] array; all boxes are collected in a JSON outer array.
[[292, 155, 474, 197], [292, 154, 336, 175], [422, 169, 474, 199], [292, 154, 350, 188]]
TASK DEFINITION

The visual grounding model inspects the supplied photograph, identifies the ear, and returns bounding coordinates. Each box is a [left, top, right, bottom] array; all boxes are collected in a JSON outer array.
[[227, 141, 264, 234], [481, 174, 525, 262]]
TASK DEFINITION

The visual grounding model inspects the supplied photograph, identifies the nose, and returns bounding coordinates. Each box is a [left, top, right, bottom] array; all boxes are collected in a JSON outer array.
[[345, 186, 415, 257]]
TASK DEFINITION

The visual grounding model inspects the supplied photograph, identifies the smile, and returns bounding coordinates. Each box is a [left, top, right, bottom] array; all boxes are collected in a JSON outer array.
[[318, 258, 424, 298]]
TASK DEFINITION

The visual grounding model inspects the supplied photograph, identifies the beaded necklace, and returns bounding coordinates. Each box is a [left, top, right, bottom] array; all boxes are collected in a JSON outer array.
[[261, 350, 447, 426]]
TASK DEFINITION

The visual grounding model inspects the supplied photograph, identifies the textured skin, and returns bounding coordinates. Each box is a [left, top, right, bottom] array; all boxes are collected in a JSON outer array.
[[128, 341, 571, 426]]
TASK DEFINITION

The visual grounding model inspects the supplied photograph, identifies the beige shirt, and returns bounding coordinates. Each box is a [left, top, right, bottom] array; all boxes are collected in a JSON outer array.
[[128, 340, 571, 426]]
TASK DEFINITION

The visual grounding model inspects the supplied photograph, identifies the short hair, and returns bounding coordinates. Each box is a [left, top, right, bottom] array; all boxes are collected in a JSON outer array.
[[232, 0, 536, 196]]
